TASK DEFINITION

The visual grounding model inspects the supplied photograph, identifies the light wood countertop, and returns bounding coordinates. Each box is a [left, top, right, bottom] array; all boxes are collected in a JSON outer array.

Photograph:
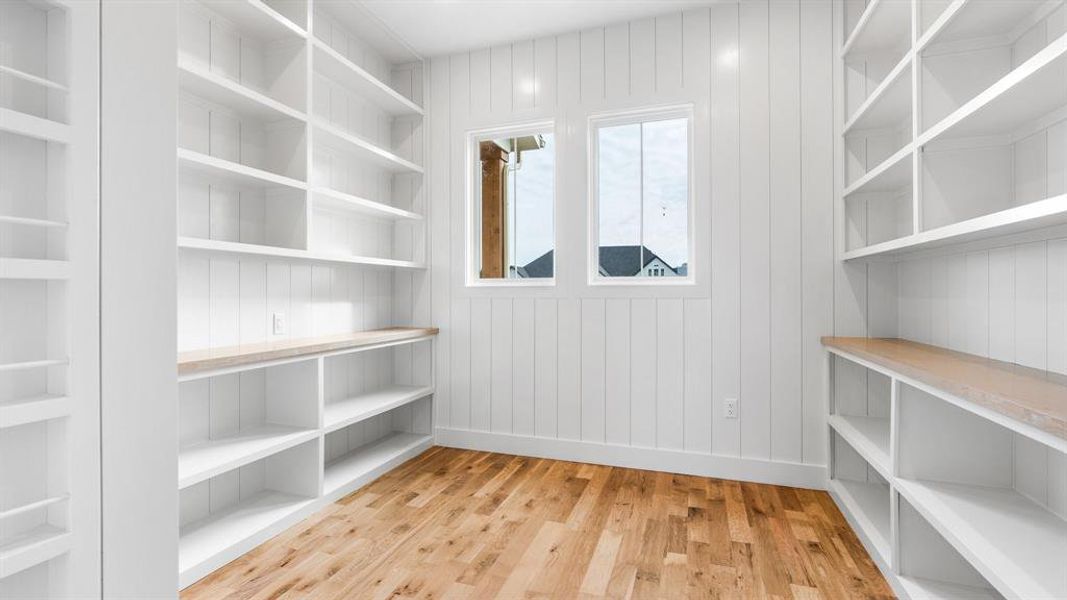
[[179, 327, 439, 375], [822, 337, 1067, 441]]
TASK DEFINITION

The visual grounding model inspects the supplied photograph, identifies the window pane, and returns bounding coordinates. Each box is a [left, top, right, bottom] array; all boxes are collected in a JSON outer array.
[[473, 131, 554, 280], [512, 134, 554, 278], [597, 123, 641, 277], [641, 118, 688, 277]]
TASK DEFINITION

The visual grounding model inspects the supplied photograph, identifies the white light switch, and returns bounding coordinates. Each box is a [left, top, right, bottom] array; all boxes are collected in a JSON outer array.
[[272, 312, 286, 335]]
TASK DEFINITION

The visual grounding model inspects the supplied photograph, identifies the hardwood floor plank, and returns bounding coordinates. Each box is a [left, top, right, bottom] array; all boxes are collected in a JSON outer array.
[[182, 448, 893, 599]]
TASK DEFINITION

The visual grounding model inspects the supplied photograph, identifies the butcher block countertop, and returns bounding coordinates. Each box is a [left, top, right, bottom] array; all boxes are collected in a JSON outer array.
[[822, 337, 1067, 442]]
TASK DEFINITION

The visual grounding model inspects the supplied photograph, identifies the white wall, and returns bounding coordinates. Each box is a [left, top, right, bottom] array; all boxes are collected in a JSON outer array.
[[428, 2, 836, 486]]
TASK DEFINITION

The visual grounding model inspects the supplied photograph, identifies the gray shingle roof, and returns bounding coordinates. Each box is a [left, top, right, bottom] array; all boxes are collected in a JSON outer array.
[[518, 246, 676, 278]]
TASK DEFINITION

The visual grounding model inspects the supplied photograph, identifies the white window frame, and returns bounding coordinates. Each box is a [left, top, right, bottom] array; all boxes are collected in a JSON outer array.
[[587, 104, 695, 287], [464, 120, 558, 287]]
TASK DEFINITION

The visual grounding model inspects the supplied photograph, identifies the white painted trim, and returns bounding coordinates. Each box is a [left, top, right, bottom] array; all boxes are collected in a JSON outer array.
[[464, 119, 558, 287], [435, 428, 827, 489]]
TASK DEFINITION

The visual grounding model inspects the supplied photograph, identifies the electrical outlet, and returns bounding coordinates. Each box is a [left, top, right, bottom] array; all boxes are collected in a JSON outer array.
[[724, 398, 738, 419], [272, 312, 286, 336]]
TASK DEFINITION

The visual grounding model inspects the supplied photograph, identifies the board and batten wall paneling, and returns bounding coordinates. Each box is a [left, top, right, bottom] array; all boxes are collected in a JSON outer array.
[[430, 4, 835, 486]]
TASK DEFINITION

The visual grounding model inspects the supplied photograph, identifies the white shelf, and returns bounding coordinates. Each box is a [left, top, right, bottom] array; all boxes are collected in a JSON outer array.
[[0, 525, 70, 579], [0, 258, 70, 280], [843, 193, 1067, 260], [313, 121, 423, 174], [896, 479, 1067, 600], [0, 64, 66, 92], [0, 107, 68, 144], [919, 0, 1053, 51], [313, 187, 423, 221], [844, 144, 913, 197], [844, 54, 912, 135], [178, 148, 306, 191], [842, 0, 911, 58], [829, 414, 891, 478], [0, 215, 67, 229], [0, 359, 67, 373], [0, 495, 68, 521], [920, 33, 1067, 143], [196, 0, 305, 41], [897, 576, 1001, 600], [178, 425, 318, 489], [178, 236, 426, 270], [178, 59, 306, 123], [324, 385, 433, 433], [179, 490, 312, 587], [324, 432, 432, 497], [0, 395, 71, 429], [312, 40, 423, 117], [829, 478, 891, 563]]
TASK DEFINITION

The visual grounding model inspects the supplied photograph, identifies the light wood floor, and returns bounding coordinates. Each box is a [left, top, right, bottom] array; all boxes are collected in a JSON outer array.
[[182, 447, 894, 599]]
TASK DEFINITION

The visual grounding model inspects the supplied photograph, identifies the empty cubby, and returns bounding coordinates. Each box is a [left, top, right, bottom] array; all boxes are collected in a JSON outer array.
[[844, 186, 913, 251], [0, 130, 66, 261], [896, 383, 1067, 599], [0, 0, 68, 125], [831, 429, 891, 562], [179, 0, 307, 115], [178, 170, 308, 251], [323, 395, 431, 497], [322, 340, 433, 433], [178, 359, 319, 490], [919, 1, 1064, 133], [830, 355, 892, 472], [896, 495, 1004, 599], [179, 438, 320, 581]]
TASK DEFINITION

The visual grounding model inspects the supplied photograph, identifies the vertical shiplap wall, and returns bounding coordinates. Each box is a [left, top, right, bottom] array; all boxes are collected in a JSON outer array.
[[428, 3, 836, 476]]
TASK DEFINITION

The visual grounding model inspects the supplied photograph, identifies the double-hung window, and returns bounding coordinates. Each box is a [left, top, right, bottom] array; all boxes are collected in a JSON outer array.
[[589, 105, 693, 284]]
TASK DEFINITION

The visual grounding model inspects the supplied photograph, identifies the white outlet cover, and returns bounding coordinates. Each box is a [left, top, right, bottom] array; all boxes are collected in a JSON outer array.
[[272, 312, 286, 335]]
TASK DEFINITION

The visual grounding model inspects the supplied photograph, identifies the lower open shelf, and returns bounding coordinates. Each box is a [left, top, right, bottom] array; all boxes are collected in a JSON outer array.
[[178, 425, 318, 489], [324, 385, 433, 433], [0, 525, 70, 579], [829, 478, 891, 562], [324, 432, 432, 499], [178, 490, 314, 587], [897, 576, 1002, 600], [896, 478, 1067, 599]]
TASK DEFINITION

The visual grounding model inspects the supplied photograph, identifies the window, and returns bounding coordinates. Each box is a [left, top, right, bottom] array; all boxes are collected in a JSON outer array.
[[467, 123, 555, 284], [589, 106, 692, 284]]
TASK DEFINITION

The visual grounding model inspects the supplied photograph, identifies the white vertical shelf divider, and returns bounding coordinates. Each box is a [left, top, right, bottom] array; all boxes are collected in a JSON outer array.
[[174, 0, 434, 590]]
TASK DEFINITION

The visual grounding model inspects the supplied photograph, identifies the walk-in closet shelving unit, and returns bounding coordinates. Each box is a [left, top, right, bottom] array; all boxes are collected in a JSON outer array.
[[176, 0, 433, 588], [833, 0, 1067, 597], [0, 1, 98, 597]]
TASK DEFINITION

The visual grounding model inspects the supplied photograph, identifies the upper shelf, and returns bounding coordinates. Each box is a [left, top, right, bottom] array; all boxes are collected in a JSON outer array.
[[920, 33, 1067, 143], [312, 187, 422, 221], [843, 193, 1067, 260], [822, 337, 1067, 443], [178, 148, 306, 192], [313, 121, 423, 174], [0, 64, 67, 92], [0, 107, 68, 144], [843, 54, 912, 135], [312, 40, 423, 117], [842, 0, 911, 58], [843, 144, 912, 198], [197, 0, 305, 41], [178, 59, 306, 123], [919, 0, 1054, 51], [178, 327, 439, 376]]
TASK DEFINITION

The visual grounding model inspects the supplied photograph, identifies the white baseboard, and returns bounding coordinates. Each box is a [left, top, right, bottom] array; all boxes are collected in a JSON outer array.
[[435, 428, 828, 490]]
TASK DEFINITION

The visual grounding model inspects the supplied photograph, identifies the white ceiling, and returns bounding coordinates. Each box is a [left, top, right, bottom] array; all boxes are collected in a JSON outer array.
[[358, 1, 723, 58]]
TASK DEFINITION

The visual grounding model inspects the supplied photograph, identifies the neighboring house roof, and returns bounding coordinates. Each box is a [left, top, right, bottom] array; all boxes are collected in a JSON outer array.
[[598, 245, 676, 277], [518, 246, 678, 278], [520, 250, 554, 278]]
